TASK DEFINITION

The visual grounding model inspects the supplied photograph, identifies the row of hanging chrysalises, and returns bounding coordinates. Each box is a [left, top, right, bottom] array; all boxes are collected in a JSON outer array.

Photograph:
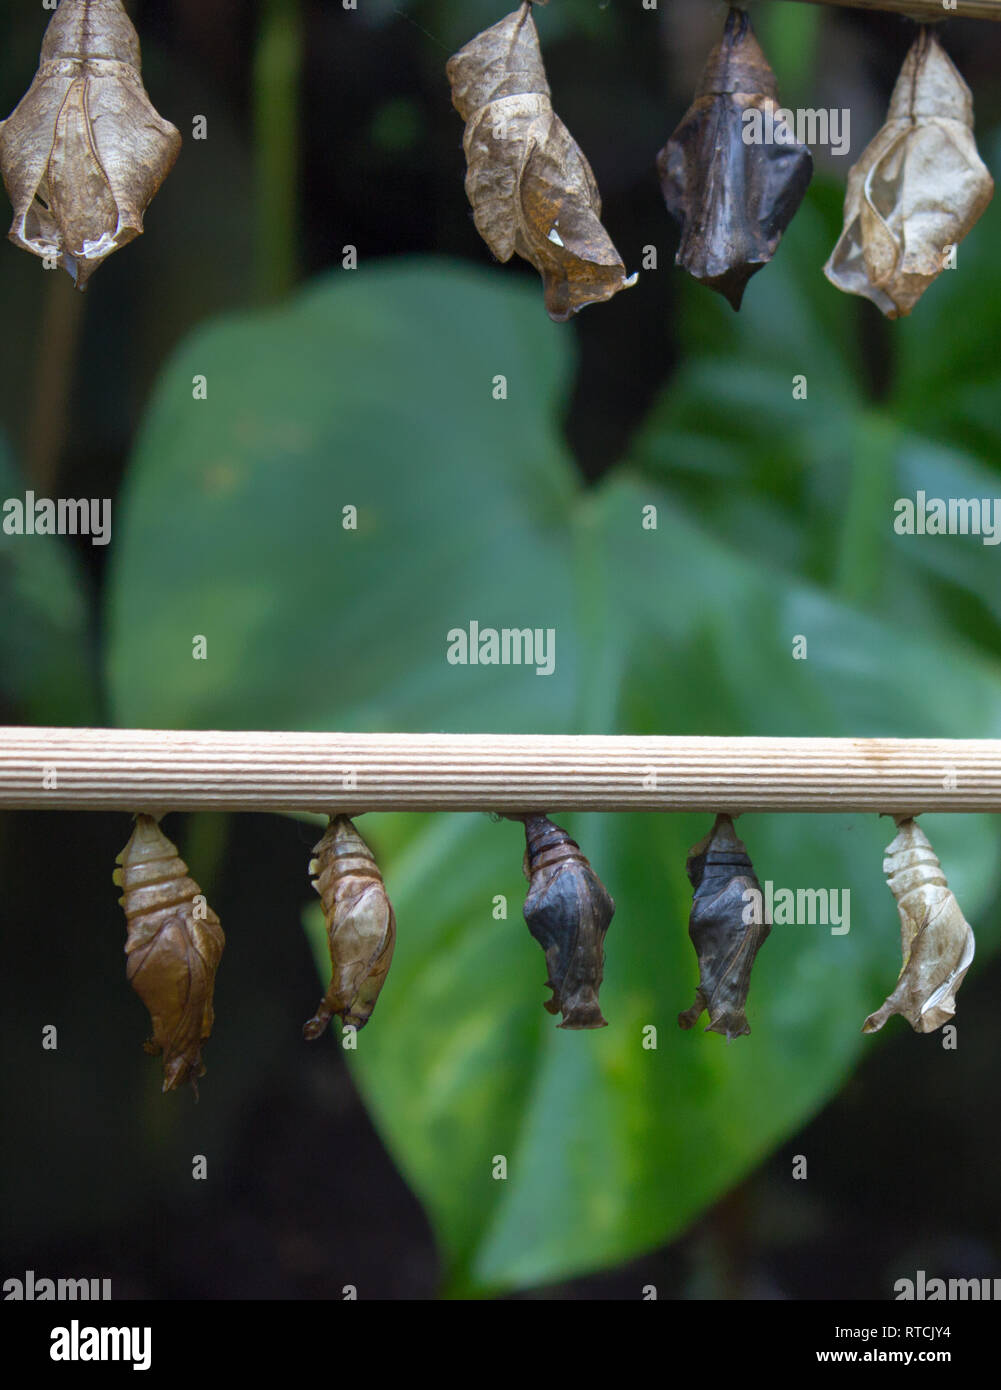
[[448, 2, 994, 319], [0, 0, 993, 315], [116, 808, 974, 1096]]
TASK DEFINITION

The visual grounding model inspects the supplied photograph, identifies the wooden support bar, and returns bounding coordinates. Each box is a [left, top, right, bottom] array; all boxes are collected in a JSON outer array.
[[0, 728, 998, 815]]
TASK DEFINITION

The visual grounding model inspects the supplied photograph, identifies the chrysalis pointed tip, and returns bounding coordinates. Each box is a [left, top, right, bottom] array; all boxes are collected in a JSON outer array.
[[558, 1016, 608, 1031], [557, 993, 609, 1029], [705, 1014, 750, 1041], [690, 263, 759, 311], [302, 1014, 329, 1041]]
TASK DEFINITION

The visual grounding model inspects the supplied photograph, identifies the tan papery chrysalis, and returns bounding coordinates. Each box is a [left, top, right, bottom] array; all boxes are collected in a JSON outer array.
[[518, 813, 614, 1029], [115, 814, 225, 1094], [447, 1, 635, 321], [862, 817, 975, 1035], [824, 29, 993, 318], [303, 815, 396, 1037], [679, 813, 770, 1040], [0, 0, 182, 288]]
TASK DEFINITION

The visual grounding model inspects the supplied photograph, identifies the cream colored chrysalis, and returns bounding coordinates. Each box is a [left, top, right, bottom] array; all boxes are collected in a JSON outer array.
[[824, 29, 993, 318], [862, 817, 975, 1035], [303, 816, 396, 1036]]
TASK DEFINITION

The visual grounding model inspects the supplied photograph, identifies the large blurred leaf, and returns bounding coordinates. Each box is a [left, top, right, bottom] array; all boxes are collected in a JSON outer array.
[[106, 259, 578, 732], [107, 259, 1001, 1294], [0, 439, 99, 723]]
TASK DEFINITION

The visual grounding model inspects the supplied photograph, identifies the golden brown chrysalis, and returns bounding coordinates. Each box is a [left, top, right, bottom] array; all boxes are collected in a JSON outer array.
[[657, 7, 812, 310], [447, 1, 635, 321], [303, 815, 396, 1037], [0, 0, 182, 288], [115, 814, 225, 1094], [825, 28, 993, 318], [862, 817, 975, 1035], [679, 813, 770, 1040], [518, 813, 614, 1029]]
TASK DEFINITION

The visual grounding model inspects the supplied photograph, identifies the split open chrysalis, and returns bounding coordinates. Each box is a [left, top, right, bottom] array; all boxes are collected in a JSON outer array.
[[657, 6, 812, 309], [862, 817, 975, 1034], [679, 813, 770, 1040], [517, 813, 614, 1029], [447, 1, 635, 321], [825, 28, 993, 318], [0, 0, 182, 287], [115, 814, 225, 1094], [303, 816, 396, 1037]]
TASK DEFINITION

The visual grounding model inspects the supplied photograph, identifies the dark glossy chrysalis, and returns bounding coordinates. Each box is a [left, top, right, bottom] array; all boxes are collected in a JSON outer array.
[[679, 813, 770, 1040], [115, 814, 225, 1094], [303, 815, 396, 1037], [656, 6, 812, 309], [519, 813, 614, 1029]]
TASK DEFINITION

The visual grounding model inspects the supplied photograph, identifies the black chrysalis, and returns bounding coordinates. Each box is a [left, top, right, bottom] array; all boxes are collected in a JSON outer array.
[[678, 813, 770, 1040], [656, 6, 812, 309], [515, 813, 614, 1029]]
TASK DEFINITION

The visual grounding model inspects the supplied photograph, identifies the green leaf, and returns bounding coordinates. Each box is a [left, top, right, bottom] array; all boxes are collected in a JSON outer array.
[[107, 258, 1001, 1294], [106, 258, 579, 732], [0, 439, 99, 723]]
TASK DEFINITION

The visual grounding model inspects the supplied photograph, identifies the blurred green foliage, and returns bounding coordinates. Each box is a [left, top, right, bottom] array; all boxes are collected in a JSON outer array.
[[0, 436, 99, 724]]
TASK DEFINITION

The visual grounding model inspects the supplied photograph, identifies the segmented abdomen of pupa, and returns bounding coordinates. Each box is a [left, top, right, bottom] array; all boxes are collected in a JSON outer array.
[[303, 815, 396, 1036], [679, 813, 770, 1040], [863, 818, 975, 1034], [114, 814, 224, 1093], [521, 813, 614, 1029]]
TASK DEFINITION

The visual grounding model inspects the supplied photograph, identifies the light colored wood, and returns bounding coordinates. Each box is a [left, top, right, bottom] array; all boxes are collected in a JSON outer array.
[[765, 0, 1001, 21], [1, 728, 999, 814]]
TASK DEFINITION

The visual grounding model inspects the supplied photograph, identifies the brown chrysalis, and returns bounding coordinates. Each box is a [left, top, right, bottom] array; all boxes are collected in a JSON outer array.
[[679, 813, 770, 1040], [0, 0, 182, 288], [657, 6, 812, 310], [825, 29, 993, 318], [115, 814, 225, 1094], [862, 817, 975, 1034], [303, 815, 396, 1037], [447, 1, 635, 321], [517, 813, 614, 1029]]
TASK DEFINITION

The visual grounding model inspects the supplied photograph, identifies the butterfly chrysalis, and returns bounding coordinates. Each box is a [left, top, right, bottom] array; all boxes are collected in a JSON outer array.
[[517, 813, 614, 1029], [115, 814, 225, 1094], [0, 0, 182, 287], [679, 813, 770, 1040], [657, 7, 812, 309], [303, 815, 396, 1037], [825, 28, 993, 318], [862, 817, 975, 1034], [447, 2, 635, 321]]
